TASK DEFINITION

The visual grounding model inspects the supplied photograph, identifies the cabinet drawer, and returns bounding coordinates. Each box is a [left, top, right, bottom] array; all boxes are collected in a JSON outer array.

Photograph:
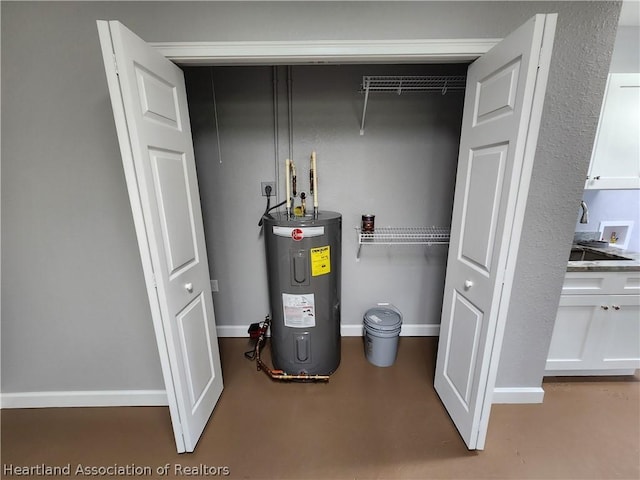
[[562, 271, 640, 295]]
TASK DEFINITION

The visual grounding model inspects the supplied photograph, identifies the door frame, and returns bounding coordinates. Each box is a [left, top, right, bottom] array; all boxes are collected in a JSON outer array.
[[147, 34, 550, 447], [152, 39, 501, 65]]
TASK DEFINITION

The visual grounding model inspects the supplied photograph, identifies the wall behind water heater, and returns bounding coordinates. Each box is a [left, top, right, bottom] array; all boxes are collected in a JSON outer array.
[[185, 64, 466, 332]]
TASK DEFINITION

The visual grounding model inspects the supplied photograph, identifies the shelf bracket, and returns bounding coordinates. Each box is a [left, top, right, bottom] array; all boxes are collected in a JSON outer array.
[[360, 77, 371, 136]]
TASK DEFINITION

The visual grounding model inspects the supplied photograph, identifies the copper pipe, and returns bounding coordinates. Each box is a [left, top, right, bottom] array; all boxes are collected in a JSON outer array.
[[251, 317, 330, 382], [256, 354, 329, 382]]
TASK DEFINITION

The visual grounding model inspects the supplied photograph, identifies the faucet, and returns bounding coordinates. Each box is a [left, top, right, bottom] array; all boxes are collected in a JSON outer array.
[[580, 201, 589, 224]]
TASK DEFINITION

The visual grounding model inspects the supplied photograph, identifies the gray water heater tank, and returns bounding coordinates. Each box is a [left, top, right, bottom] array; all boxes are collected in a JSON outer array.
[[263, 211, 341, 375]]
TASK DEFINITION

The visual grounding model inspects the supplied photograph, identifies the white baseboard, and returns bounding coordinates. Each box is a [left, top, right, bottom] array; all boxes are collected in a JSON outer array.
[[1, 385, 543, 408], [216, 324, 440, 337], [544, 369, 637, 376], [492, 387, 545, 404], [2, 325, 439, 409], [0, 390, 168, 409], [340, 323, 440, 336], [340, 324, 365, 336], [216, 325, 253, 337]]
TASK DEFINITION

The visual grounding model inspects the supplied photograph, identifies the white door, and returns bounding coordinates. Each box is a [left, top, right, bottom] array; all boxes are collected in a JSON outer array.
[[434, 14, 556, 450], [97, 21, 223, 453]]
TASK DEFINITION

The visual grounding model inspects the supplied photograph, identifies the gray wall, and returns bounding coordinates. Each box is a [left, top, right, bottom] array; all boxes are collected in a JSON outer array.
[[610, 26, 640, 73], [185, 63, 465, 335], [576, 190, 640, 253], [1, 1, 620, 394]]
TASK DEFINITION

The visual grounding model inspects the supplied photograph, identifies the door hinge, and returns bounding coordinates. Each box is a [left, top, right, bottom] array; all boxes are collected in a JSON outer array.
[[113, 54, 119, 76], [537, 16, 553, 69], [537, 47, 544, 69]]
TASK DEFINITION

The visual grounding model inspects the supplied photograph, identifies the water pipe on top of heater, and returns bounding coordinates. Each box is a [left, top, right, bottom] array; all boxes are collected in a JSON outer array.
[[291, 160, 297, 197], [285, 158, 291, 218], [311, 151, 318, 218]]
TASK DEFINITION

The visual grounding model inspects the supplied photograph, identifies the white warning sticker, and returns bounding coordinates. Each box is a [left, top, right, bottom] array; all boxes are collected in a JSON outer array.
[[282, 293, 316, 328]]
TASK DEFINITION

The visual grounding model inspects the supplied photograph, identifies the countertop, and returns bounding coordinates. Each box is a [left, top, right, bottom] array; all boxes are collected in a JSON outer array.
[[567, 244, 640, 272]]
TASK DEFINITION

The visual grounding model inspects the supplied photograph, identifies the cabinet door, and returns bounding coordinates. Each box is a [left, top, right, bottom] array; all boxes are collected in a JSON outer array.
[[546, 295, 604, 370], [597, 295, 640, 369], [586, 73, 640, 189]]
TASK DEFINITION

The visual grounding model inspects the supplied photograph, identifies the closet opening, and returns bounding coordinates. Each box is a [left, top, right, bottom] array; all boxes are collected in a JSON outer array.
[[182, 63, 469, 340]]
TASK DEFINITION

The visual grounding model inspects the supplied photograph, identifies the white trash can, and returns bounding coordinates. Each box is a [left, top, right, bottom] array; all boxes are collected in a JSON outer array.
[[363, 304, 402, 367]]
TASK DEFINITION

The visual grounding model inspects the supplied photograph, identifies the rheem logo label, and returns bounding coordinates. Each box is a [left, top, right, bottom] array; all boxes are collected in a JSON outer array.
[[291, 228, 304, 241]]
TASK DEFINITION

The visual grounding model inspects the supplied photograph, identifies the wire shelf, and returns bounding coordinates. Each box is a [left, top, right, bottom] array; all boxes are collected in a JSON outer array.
[[360, 75, 467, 94], [359, 75, 466, 135], [356, 226, 450, 260]]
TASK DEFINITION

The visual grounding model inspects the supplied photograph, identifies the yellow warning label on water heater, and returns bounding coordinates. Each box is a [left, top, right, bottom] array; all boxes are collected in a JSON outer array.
[[310, 245, 331, 276]]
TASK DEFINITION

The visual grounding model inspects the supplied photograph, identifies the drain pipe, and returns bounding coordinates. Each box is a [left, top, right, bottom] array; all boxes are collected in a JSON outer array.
[[248, 316, 330, 382], [285, 158, 292, 218], [287, 66, 294, 164]]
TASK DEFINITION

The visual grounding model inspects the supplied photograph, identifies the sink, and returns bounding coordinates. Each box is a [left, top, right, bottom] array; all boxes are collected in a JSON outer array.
[[569, 247, 632, 262]]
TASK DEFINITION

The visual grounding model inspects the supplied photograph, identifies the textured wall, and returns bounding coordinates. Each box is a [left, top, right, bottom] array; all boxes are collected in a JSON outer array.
[[1, 1, 620, 394], [495, 1, 621, 387]]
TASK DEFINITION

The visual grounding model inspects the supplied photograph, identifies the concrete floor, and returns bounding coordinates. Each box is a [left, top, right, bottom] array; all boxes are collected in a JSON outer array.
[[2, 337, 639, 479]]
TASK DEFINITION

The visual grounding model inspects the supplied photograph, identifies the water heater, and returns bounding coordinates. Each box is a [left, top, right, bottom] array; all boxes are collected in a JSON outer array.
[[263, 211, 341, 375]]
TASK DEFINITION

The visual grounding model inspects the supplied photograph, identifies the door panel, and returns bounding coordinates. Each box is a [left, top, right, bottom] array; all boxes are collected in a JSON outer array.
[[150, 149, 199, 276], [474, 59, 520, 125], [435, 14, 556, 450], [459, 145, 507, 273], [444, 292, 483, 407], [177, 294, 216, 410], [135, 64, 182, 129], [98, 20, 223, 453]]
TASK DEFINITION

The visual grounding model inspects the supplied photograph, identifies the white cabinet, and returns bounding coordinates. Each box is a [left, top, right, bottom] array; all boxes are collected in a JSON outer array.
[[599, 296, 640, 368], [546, 271, 640, 374], [585, 73, 640, 190]]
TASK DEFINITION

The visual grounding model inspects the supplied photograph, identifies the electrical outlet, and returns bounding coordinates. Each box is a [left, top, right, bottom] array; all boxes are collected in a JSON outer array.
[[210, 280, 219, 292], [261, 181, 275, 197]]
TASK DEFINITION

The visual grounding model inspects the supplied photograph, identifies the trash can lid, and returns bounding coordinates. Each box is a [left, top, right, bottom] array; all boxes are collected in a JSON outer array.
[[363, 307, 402, 332]]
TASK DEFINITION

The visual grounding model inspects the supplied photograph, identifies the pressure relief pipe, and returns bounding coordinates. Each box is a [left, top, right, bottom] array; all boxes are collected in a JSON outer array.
[[311, 151, 318, 218], [291, 160, 297, 197], [285, 158, 291, 218]]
